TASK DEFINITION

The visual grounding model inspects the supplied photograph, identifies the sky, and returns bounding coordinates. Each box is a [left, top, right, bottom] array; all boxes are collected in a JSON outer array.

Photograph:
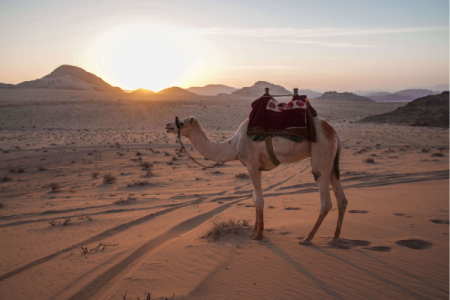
[[0, 0, 448, 92]]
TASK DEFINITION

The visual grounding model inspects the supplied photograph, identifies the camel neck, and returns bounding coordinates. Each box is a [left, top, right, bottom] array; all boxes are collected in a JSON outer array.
[[187, 123, 239, 163]]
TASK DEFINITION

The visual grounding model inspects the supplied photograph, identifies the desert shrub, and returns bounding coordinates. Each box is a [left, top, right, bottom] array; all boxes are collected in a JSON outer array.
[[431, 152, 444, 157], [48, 220, 59, 226], [50, 182, 61, 192], [114, 196, 137, 205], [127, 181, 149, 187], [92, 172, 100, 178], [235, 172, 249, 179], [201, 219, 249, 242], [364, 158, 375, 163], [140, 161, 153, 170], [103, 173, 116, 184], [1, 176, 12, 182]]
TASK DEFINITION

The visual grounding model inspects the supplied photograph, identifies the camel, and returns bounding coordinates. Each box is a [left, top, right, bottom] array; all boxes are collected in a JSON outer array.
[[164, 103, 348, 244]]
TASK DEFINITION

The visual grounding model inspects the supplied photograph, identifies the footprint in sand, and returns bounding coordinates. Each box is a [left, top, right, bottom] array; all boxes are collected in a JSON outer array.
[[327, 238, 371, 249], [395, 239, 432, 250], [348, 210, 368, 213], [284, 207, 301, 210], [430, 219, 449, 224], [363, 246, 391, 252]]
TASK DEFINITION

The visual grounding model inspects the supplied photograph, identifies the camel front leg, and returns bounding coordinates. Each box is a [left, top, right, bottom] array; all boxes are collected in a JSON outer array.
[[248, 167, 264, 240], [251, 191, 259, 232]]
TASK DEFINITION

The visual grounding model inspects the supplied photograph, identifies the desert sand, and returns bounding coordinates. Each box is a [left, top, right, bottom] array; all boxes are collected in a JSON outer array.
[[0, 89, 448, 300]]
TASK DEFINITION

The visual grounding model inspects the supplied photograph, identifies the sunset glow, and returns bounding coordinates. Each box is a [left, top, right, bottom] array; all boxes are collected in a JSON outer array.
[[86, 25, 214, 91]]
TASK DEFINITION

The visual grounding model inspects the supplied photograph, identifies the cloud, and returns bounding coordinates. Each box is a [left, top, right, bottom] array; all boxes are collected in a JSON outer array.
[[224, 66, 304, 70], [194, 26, 448, 38]]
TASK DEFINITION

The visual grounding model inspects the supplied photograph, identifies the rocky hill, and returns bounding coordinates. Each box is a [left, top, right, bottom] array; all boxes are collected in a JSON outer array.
[[367, 89, 439, 101], [157, 87, 197, 96], [187, 84, 237, 96], [314, 91, 374, 102], [132, 88, 155, 94], [359, 91, 449, 127], [9, 65, 123, 92], [297, 89, 322, 98], [231, 81, 291, 97]]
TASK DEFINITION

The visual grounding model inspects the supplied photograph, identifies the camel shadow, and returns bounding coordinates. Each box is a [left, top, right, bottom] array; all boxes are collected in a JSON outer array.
[[258, 239, 346, 300]]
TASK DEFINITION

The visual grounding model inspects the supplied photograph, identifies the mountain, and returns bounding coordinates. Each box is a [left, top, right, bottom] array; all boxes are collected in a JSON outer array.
[[10, 65, 123, 92], [187, 84, 237, 96], [412, 84, 449, 92], [359, 91, 449, 127], [132, 88, 156, 94], [157, 86, 197, 96], [297, 89, 322, 99], [368, 89, 439, 102], [231, 81, 291, 97], [314, 91, 374, 102]]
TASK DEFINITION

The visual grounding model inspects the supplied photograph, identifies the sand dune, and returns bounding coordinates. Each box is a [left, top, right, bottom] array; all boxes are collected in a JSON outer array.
[[0, 89, 448, 299]]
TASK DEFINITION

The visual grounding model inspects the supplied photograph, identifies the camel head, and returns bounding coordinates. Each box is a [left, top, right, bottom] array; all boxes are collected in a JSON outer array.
[[164, 116, 198, 137]]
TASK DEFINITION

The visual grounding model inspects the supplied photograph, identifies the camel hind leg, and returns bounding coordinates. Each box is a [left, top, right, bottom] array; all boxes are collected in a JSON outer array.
[[330, 136, 348, 240], [300, 131, 337, 245]]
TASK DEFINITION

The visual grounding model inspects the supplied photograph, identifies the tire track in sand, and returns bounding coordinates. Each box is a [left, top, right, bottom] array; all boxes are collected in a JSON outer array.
[[67, 201, 238, 300]]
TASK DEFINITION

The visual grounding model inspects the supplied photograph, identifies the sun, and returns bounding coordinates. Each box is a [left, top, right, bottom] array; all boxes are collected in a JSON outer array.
[[87, 24, 212, 91]]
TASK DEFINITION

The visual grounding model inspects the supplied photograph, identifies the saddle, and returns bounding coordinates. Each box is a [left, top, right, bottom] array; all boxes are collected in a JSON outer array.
[[247, 93, 318, 166]]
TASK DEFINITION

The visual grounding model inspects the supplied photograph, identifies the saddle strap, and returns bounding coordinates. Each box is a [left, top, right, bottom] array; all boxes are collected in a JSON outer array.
[[265, 136, 280, 166]]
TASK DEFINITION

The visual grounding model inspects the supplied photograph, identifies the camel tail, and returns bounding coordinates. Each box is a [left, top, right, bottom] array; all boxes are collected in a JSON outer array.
[[331, 134, 341, 180]]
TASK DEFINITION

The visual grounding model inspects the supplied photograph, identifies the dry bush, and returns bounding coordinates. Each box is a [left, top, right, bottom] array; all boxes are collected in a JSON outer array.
[[431, 152, 444, 157], [140, 161, 153, 170], [353, 148, 368, 155], [92, 172, 100, 178], [364, 158, 375, 163], [103, 173, 116, 184], [235, 172, 249, 179], [114, 196, 137, 205], [127, 181, 149, 187], [1, 176, 12, 182], [50, 182, 60, 192], [48, 220, 59, 226], [201, 219, 249, 242]]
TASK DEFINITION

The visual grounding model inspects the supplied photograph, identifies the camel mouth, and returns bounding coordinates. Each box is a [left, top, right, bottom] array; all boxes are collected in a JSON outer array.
[[164, 126, 176, 133]]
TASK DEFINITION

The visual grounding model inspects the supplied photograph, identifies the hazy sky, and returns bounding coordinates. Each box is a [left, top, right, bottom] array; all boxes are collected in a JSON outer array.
[[0, 0, 448, 92]]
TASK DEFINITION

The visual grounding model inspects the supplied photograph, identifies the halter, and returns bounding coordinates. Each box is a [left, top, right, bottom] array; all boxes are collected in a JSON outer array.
[[175, 117, 225, 169]]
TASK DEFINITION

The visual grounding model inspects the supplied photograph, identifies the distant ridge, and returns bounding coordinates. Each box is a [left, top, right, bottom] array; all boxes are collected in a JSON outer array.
[[132, 88, 156, 94], [0, 65, 123, 92], [232, 81, 291, 97], [366, 89, 439, 102], [360, 91, 449, 127], [314, 91, 374, 102], [187, 84, 237, 96], [157, 86, 197, 96]]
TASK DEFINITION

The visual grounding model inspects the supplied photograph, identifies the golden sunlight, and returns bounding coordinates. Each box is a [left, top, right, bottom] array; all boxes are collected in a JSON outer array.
[[88, 24, 213, 91]]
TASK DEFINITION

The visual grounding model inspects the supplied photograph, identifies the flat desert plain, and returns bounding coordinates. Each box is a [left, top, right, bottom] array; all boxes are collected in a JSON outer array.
[[0, 89, 448, 300]]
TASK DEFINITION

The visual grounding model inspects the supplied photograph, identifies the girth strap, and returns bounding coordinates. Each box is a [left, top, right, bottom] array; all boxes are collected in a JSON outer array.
[[265, 136, 280, 166]]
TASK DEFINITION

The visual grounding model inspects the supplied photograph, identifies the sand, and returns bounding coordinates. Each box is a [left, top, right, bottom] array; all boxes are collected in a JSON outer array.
[[0, 89, 448, 299]]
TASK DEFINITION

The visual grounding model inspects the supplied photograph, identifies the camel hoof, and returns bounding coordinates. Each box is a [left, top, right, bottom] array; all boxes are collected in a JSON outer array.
[[299, 239, 312, 245], [252, 234, 263, 240]]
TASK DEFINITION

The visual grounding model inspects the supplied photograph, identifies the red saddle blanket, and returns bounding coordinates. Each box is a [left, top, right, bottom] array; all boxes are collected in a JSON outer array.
[[247, 95, 317, 142]]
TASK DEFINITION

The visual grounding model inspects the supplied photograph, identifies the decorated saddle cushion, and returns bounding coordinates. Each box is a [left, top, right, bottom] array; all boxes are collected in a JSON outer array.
[[247, 95, 317, 142]]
